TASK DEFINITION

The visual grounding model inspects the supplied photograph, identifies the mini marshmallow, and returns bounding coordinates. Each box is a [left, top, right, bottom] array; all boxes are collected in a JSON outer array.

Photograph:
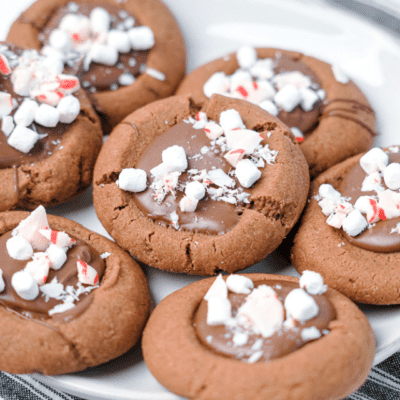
[[331, 65, 350, 84], [35, 104, 60, 128], [224, 148, 245, 167], [318, 197, 337, 216], [342, 209, 368, 236], [25, 253, 50, 286], [162, 145, 188, 172], [361, 171, 383, 192], [11, 67, 32, 96], [236, 46, 257, 69], [90, 7, 111, 33], [0, 53, 11, 75], [11, 270, 39, 301], [13, 205, 50, 251], [384, 163, 400, 190], [226, 274, 254, 294], [259, 100, 278, 116], [0, 270, 4, 293], [207, 169, 235, 188], [250, 58, 274, 80], [118, 73, 135, 86], [284, 288, 319, 322], [301, 327, 321, 342], [299, 88, 319, 111], [207, 297, 232, 326], [59, 14, 90, 43], [203, 72, 230, 98], [360, 147, 389, 175], [273, 71, 312, 90], [274, 85, 301, 112], [107, 30, 131, 53], [230, 70, 252, 89], [219, 109, 245, 131], [0, 91, 13, 117], [45, 243, 68, 270], [235, 159, 261, 188], [1, 115, 14, 136], [7, 125, 40, 153], [204, 121, 224, 140], [318, 183, 341, 200], [117, 168, 147, 192], [77, 260, 99, 286], [204, 274, 228, 300], [128, 26, 155, 50], [185, 181, 205, 200], [150, 162, 171, 177], [39, 228, 75, 248], [57, 95, 80, 124], [14, 99, 38, 127], [300, 271, 327, 295], [89, 43, 119, 66], [179, 196, 198, 212], [6, 235, 33, 260], [49, 29, 71, 52], [232, 332, 249, 346], [326, 212, 347, 229]]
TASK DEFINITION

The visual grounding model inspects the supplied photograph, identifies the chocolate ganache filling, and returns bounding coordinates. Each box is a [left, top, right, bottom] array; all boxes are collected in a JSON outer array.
[[339, 152, 400, 252], [194, 280, 336, 362], [133, 121, 254, 235], [0, 231, 105, 321], [41, 3, 150, 93]]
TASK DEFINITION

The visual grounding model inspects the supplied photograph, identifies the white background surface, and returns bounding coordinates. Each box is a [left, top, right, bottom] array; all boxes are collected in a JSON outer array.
[[2, 0, 400, 398]]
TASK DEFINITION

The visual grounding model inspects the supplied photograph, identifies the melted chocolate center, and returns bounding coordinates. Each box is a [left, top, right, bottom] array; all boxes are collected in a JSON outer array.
[[133, 122, 252, 235], [194, 280, 336, 362], [41, 2, 149, 92], [0, 231, 105, 321], [339, 152, 400, 252]]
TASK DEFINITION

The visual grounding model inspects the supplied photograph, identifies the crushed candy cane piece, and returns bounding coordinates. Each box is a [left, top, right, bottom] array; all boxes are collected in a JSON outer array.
[[77, 260, 99, 286], [204, 274, 228, 300], [226, 274, 254, 294], [0, 91, 13, 117], [56, 74, 80, 94], [25, 253, 51, 286], [204, 122, 224, 140], [39, 228, 75, 248], [219, 109, 245, 131], [0, 54, 11, 75], [207, 297, 232, 326], [361, 171, 383, 192], [207, 169, 235, 188]]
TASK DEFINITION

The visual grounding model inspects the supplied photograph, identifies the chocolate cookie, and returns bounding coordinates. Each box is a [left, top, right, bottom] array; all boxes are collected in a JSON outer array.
[[0, 42, 102, 211], [0, 207, 150, 375], [93, 94, 309, 275], [291, 146, 400, 304], [176, 47, 376, 177], [142, 274, 375, 400], [7, 0, 186, 133]]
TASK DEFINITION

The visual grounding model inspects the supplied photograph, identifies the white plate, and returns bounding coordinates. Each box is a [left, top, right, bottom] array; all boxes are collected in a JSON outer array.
[[2, 0, 400, 399]]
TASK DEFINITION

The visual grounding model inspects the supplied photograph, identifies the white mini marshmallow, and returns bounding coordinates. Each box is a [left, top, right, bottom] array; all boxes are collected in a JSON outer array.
[[203, 72, 230, 98], [117, 168, 147, 192], [219, 109, 245, 131], [354, 196, 374, 214], [0, 91, 13, 117], [35, 104, 60, 128], [299, 88, 319, 111], [90, 7, 111, 33], [284, 288, 319, 322], [300, 271, 327, 295], [317, 89, 326, 100], [360, 147, 389, 175], [89, 43, 119, 66], [42, 55, 64, 75], [179, 196, 198, 212], [14, 99, 39, 127], [7, 126, 40, 153], [259, 100, 278, 116], [150, 162, 170, 177], [11, 68, 32, 96], [25, 254, 50, 286], [11, 270, 39, 301], [301, 326, 321, 342], [6, 235, 33, 260], [128, 26, 155, 50], [235, 159, 261, 188], [57, 95, 80, 124], [0, 270, 4, 293], [273, 71, 312, 90], [361, 171, 384, 192], [326, 212, 347, 229], [318, 197, 337, 216], [107, 30, 131, 53], [318, 183, 341, 200], [45, 243, 68, 270], [384, 163, 400, 190], [162, 145, 188, 172], [250, 58, 274, 80], [236, 46, 257, 69], [232, 332, 248, 346], [118, 72, 135, 86], [49, 29, 71, 52], [204, 274, 227, 300], [230, 70, 252, 89], [204, 121, 224, 140], [226, 274, 254, 294], [331, 65, 350, 84], [207, 297, 232, 326], [2, 115, 14, 136], [185, 181, 205, 200], [274, 85, 301, 112], [342, 209, 368, 237], [207, 169, 235, 188]]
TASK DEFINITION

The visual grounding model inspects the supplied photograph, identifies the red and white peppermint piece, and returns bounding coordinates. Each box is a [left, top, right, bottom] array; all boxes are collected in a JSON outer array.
[[203, 72, 230, 98], [34, 90, 65, 107], [39, 228, 75, 248], [334, 201, 353, 215], [0, 91, 13, 118], [204, 122, 224, 140], [204, 274, 228, 300], [326, 212, 347, 229], [365, 197, 384, 223], [224, 148, 245, 167], [77, 260, 99, 286], [231, 81, 273, 105], [377, 190, 400, 220], [56, 74, 80, 95], [225, 128, 263, 154], [25, 253, 51, 286], [361, 171, 383, 192], [0, 54, 11, 75], [195, 111, 207, 122], [291, 127, 304, 143]]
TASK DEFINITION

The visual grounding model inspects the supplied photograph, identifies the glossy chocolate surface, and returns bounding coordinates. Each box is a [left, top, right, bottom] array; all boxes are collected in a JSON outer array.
[[0, 231, 105, 321], [340, 152, 400, 252], [194, 280, 335, 362]]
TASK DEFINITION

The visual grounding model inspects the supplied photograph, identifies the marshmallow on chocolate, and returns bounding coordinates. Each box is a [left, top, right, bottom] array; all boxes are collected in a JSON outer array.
[[226, 275, 254, 294], [342, 209, 368, 237], [57, 95, 80, 124], [11, 270, 39, 301], [6, 235, 33, 261], [128, 26, 155, 50], [219, 109, 245, 131], [284, 288, 319, 322], [300, 271, 327, 295], [235, 159, 261, 188], [203, 72, 230, 98], [117, 168, 147, 192], [236, 46, 257, 69], [207, 297, 232, 326], [7, 126, 40, 154], [360, 147, 389, 175], [384, 163, 400, 190], [14, 99, 38, 127]]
